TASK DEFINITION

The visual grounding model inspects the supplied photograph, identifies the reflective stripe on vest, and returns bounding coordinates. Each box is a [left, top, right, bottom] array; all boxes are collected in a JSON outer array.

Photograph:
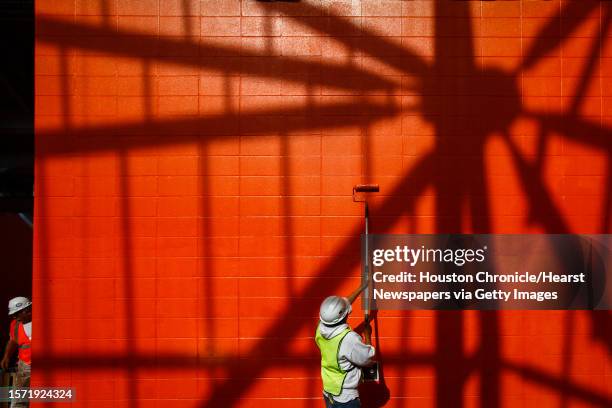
[[13, 322, 31, 350], [315, 326, 352, 396]]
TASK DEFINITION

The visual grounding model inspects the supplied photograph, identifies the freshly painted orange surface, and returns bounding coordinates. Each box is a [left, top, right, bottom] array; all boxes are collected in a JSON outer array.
[[34, 1, 611, 407]]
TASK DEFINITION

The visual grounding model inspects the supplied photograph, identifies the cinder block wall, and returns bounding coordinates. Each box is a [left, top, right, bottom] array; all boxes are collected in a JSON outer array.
[[34, 1, 611, 407]]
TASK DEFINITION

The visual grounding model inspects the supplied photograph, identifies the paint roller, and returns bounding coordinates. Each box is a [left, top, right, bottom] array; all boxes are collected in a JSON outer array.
[[352, 184, 380, 382]]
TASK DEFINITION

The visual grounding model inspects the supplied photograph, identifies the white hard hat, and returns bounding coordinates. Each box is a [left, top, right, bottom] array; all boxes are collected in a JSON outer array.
[[8, 297, 31, 316], [319, 296, 351, 326]]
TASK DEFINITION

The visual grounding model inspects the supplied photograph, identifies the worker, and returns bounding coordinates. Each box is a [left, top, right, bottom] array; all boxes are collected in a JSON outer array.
[[315, 285, 376, 407], [1, 296, 32, 408]]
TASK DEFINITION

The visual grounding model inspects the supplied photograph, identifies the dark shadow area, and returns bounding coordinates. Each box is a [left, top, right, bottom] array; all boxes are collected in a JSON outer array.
[[356, 312, 391, 408], [37, 102, 399, 155], [0, 0, 33, 209], [519, 1, 601, 72], [591, 311, 612, 354], [32, 0, 612, 407], [428, 2, 498, 405], [0, 0, 34, 374]]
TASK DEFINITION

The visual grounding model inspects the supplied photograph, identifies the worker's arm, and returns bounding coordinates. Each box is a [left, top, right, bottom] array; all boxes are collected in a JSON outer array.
[[1, 339, 17, 370], [343, 331, 376, 368], [346, 281, 368, 304]]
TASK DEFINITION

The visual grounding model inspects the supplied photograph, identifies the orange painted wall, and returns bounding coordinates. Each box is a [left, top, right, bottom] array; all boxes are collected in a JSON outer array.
[[34, 1, 611, 407]]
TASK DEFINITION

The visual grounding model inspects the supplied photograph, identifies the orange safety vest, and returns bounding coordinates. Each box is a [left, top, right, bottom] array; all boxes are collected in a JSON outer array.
[[9, 320, 31, 365]]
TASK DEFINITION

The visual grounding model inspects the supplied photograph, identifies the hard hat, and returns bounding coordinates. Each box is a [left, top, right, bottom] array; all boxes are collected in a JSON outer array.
[[319, 296, 351, 326], [8, 297, 31, 316]]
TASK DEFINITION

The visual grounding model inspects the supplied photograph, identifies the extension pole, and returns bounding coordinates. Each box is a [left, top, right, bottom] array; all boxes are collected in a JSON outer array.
[[352, 184, 379, 323], [353, 184, 380, 382]]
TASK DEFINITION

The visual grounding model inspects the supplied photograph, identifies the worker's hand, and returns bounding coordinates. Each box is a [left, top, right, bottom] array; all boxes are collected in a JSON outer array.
[[0, 356, 9, 371]]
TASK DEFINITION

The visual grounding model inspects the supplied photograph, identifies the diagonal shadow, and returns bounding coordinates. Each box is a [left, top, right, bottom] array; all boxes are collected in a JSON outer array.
[[503, 130, 570, 233], [36, 100, 401, 155], [263, 0, 430, 77], [36, 16, 396, 92], [30, 348, 612, 406], [524, 111, 612, 234], [519, 1, 602, 72], [567, 5, 611, 114], [525, 112, 612, 152], [504, 359, 612, 407]]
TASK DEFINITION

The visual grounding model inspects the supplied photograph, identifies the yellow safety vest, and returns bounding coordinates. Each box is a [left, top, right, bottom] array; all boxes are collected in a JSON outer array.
[[314, 326, 352, 396]]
